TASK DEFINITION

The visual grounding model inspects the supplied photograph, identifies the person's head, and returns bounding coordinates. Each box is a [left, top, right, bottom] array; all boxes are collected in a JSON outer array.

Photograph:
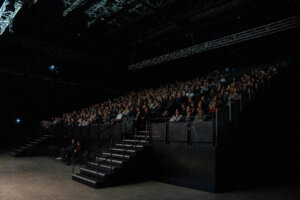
[[71, 139, 75, 144], [144, 107, 149, 113], [198, 109, 204, 116], [162, 110, 168, 117], [181, 103, 186, 109], [197, 100, 202, 108], [213, 95, 218, 102], [233, 88, 238, 93], [190, 102, 195, 108], [136, 107, 141, 113], [77, 141, 80, 146], [201, 95, 205, 101], [186, 106, 191, 113], [175, 109, 180, 115]]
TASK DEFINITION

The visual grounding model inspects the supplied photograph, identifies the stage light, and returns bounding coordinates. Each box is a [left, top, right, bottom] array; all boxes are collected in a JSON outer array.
[[16, 118, 21, 124], [49, 65, 56, 71]]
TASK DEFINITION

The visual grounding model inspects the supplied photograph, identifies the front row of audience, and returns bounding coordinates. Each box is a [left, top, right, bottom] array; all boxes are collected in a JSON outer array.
[[56, 138, 81, 165]]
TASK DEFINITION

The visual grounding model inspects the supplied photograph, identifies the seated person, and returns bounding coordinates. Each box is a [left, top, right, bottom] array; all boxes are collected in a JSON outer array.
[[111, 110, 123, 123], [184, 106, 194, 122], [193, 109, 206, 123], [56, 138, 76, 162], [69, 141, 82, 165], [169, 109, 183, 122], [162, 110, 169, 119]]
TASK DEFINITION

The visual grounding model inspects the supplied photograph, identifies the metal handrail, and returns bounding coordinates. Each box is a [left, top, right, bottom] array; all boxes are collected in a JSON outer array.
[[95, 122, 120, 177]]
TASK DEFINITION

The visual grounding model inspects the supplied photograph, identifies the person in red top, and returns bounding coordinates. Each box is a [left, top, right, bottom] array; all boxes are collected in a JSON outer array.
[[209, 95, 221, 114], [74, 141, 81, 154], [66, 141, 81, 166]]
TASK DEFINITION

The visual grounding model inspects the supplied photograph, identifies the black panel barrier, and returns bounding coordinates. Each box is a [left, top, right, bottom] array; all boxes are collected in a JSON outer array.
[[217, 109, 229, 142], [169, 122, 189, 142], [191, 122, 214, 143], [151, 123, 166, 142]]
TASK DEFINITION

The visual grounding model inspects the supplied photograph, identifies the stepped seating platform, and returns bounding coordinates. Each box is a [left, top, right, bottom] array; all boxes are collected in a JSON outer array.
[[72, 130, 151, 188], [9, 134, 53, 157]]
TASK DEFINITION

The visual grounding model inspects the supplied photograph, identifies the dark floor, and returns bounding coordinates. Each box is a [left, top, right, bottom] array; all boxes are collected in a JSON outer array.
[[0, 152, 299, 200]]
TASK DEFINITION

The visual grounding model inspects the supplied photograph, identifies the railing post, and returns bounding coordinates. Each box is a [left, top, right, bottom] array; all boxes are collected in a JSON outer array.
[[96, 125, 100, 181], [110, 125, 113, 174], [215, 108, 218, 146], [145, 120, 148, 142], [96, 155, 99, 181], [229, 100, 232, 123], [72, 152, 75, 174], [239, 94, 242, 112], [123, 122, 125, 160], [187, 123, 191, 145], [165, 118, 168, 144], [248, 88, 251, 101], [268, 78, 271, 93]]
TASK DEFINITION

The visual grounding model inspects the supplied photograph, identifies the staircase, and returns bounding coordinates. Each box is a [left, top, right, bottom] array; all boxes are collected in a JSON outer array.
[[9, 134, 53, 157], [72, 130, 151, 188]]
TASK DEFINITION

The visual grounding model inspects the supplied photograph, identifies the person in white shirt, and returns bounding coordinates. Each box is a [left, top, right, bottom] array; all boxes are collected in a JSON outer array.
[[169, 109, 183, 122], [116, 110, 123, 120], [186, 88, 194, 98]]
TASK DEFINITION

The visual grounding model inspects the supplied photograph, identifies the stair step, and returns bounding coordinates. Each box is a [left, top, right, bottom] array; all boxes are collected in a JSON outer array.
[[72, 174, 104, 188], [96, 157, 124, 165], [25, 143, 33, 147], [19, 146, 30, 150], [123, 139, 148, 143], [134, 135, 149, 138], [80, 168, 107, 178], [14, 149, 23, 153], [115, 144, 144, 148], [9, 151, 17, 157], [139, 130, 150, 133], [102, 152, 130, 159], [88, 162, 121, 171], [110, 148, 136, 154], [29, 141, 38, 145]]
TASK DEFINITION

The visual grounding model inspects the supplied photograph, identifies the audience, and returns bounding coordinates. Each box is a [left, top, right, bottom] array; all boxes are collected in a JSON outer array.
[[41, 64, 279, 129]]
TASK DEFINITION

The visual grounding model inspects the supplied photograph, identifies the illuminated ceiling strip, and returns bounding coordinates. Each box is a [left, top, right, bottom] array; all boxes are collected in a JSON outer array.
[[129, 16, 300, 70], [63, 0, 87, 17], [0, 0, 23, 35], [85, 0, 146, 27]]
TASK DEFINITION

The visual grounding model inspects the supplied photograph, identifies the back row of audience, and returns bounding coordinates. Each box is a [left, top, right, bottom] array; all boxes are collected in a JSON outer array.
[[41, 65, 279, 128]]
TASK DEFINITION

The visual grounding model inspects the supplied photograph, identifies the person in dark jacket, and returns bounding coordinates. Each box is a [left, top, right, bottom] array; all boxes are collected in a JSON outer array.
[[56, 138, 76, 161]]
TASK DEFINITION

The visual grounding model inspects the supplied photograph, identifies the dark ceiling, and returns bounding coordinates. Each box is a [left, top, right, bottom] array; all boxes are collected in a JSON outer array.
[[0, 0, 298, 78], [1, 0, 298, 61]]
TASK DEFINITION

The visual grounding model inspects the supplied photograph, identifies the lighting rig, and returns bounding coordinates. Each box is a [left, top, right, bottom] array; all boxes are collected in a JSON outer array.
[[63, 0, 87, 17], [0, 0, 23, 35]]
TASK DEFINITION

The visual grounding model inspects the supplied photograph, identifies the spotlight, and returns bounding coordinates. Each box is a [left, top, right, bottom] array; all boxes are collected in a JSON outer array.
[[16, 118, 21, 124], [49, 65, 56, 71]]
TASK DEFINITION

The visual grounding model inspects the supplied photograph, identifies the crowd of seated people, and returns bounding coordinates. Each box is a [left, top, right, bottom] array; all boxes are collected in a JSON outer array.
[[40, 65, 279, 129]]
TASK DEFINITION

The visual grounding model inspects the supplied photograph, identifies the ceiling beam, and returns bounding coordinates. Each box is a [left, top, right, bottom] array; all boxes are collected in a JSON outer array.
[[127, 0, 250, 49]]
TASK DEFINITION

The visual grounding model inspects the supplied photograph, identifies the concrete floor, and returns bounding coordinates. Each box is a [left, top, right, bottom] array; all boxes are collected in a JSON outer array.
[[0, 152, 299, 200]]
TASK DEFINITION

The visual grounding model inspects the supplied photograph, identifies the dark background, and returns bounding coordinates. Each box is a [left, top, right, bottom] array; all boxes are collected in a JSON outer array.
[[0, 0, 299, 152]]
